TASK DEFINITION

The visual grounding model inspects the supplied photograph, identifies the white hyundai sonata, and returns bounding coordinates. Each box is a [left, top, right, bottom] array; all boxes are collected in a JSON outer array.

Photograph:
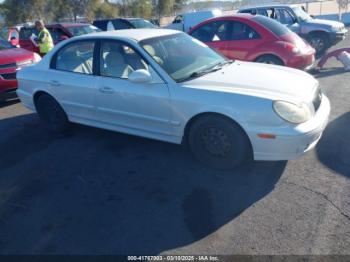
[[17, 29, 330, 169]]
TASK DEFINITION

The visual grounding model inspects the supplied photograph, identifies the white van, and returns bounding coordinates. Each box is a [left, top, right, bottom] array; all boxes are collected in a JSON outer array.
[[164, 10, 222, 32]]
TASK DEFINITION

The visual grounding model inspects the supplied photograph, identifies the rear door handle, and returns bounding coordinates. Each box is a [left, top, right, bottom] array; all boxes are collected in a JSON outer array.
[[50, 80, 61, 87], [99, 86, 114, 94]]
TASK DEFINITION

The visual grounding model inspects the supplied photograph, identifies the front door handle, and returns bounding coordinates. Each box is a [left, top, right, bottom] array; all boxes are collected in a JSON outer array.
[[50, 80, 61, 87], [99, 86, 114, 94]]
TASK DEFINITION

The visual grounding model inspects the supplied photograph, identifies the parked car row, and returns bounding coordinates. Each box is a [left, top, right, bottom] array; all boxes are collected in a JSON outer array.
[[93, 18, 157, 31], [8, 22, 101, 53], [16, 29, 330, 169], [2, 6, 345, 168], [1, 5, 347, 107]]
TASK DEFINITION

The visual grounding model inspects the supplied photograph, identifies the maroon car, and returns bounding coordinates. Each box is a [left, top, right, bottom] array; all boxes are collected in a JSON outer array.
[[189, 14, 316, 70], [9, 23, 100, 53], [0, 38, 40, 101]]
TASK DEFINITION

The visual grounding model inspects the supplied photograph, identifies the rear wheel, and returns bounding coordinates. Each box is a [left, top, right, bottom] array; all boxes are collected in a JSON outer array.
[[255, 55, 284, 66], [35, 93, 70, 133], [188, 115, 251, 169]]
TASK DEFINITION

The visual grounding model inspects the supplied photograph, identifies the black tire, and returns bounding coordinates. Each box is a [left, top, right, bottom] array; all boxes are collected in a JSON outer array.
[[188, 115, 251, 169], [255, 55, 284, 66], [308, 32, 330, 55], [35, 94, 70, 133]]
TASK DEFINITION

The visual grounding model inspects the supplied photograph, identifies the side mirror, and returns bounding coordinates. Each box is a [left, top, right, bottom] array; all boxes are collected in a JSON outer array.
[[128, 69, 152, 83]]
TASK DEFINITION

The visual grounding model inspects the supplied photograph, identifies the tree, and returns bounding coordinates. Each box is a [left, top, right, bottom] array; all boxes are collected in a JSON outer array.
[[94, 1, 119, 20], [159, 0, 174, 16], [51, 0, 72, 22], [1, 0, 33, 25], [337, 0, 350, 21], [70, 0, 90, 21], [174, 0, 187, 12], [132, 0, 152, 19]]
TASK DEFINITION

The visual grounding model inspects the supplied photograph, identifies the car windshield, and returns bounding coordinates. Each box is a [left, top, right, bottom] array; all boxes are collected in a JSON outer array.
[[292, 6, 312, 21], [67, 25, 101, 36], [0, 38, 13, 50], [140, 33, 229, 82], [129, 19, 157, 28]]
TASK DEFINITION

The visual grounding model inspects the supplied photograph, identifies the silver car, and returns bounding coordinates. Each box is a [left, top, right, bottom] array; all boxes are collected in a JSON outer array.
[[238, 4, 347, 54]]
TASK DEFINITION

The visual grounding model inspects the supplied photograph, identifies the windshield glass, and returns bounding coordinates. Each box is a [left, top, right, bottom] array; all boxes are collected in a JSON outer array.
[[129, 19, 157, 28], [292, 6, 312, 21], [140, 33, 228, 82], [0, 38, 13, 50], [67, 25, 101, 36]]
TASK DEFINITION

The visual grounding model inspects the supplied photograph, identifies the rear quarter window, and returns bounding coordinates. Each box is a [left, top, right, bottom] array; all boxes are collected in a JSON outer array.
[[252, 15, 291, 36], [240, 9, 256, 15]]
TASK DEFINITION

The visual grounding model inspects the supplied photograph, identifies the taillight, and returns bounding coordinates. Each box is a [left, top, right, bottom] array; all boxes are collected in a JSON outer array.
[[284, 42, 300, 54]]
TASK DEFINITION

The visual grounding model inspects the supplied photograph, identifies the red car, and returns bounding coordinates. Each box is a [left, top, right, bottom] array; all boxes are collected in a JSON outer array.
[[189, 14, 315, 70], [9, 23, 100, 53], [0, 38, 40, 101]]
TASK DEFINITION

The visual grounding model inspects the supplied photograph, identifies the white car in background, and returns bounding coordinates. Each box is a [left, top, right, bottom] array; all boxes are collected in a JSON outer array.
[[164, 9, 222, 32], [17, 29, 330, 169]]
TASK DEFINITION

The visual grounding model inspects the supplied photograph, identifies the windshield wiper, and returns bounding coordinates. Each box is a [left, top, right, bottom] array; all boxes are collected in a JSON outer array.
[[177, 60, 234, 83]]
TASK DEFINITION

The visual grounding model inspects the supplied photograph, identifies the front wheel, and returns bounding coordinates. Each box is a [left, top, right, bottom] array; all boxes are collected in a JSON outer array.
[[35, 93, 70, 133], [188, 115, 251, 169], [308, 32, 330, 54]]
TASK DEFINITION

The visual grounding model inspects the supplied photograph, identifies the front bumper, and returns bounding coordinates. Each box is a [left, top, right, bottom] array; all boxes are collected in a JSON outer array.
[[251, 94, 330, 161], [0, 88, 18, 101], [0, 78, 18, 101], [329, 29, 347, 45]]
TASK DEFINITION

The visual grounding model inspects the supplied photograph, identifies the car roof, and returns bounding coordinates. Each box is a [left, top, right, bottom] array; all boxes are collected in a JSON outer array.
[[240, 4, 296, 10], [93, 18, 144, 22], [193, 14, 255, 24], [49, 23, 90, 28], [77, 28, 180, 42]]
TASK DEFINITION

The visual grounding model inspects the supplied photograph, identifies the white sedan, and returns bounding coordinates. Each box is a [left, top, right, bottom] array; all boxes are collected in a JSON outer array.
[[17, 29, 330, 169]]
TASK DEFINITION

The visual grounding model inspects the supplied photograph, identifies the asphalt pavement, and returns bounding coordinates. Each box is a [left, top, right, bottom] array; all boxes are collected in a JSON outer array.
[[0, 33, 349, 255]]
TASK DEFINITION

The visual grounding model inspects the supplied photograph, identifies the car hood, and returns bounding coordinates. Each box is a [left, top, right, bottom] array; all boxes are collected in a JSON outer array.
[[307, 18, 344, 28], [184, 61, 319, 102], [0, 48, 34, 64]]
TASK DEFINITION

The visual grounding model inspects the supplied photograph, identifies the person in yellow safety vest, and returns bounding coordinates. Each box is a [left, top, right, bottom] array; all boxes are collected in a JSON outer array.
[[35, 20, 54, 57]]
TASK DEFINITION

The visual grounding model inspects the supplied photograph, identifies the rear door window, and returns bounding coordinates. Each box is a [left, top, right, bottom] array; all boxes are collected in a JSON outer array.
[[229, 21, 260, 40], [275, 8, 295, 25], [257, 9, 268, 17], [54, 41, 95, 75], [191, 21, 230, 42]]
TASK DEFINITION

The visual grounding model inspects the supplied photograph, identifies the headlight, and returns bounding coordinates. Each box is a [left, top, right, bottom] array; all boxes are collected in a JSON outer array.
[[273, 101, 314, 124], [33, 53, 42, 63], [331, 25, 341, 32]]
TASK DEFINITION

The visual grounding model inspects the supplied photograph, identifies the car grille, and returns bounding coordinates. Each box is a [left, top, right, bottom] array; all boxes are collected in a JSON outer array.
[[0, 72, 17, 80], [313, 88, 322, 112], [0, 63, 17, 69]]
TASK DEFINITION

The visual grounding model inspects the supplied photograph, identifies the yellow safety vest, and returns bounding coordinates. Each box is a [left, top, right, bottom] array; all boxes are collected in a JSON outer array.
[[38, 28, 54, 54]]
